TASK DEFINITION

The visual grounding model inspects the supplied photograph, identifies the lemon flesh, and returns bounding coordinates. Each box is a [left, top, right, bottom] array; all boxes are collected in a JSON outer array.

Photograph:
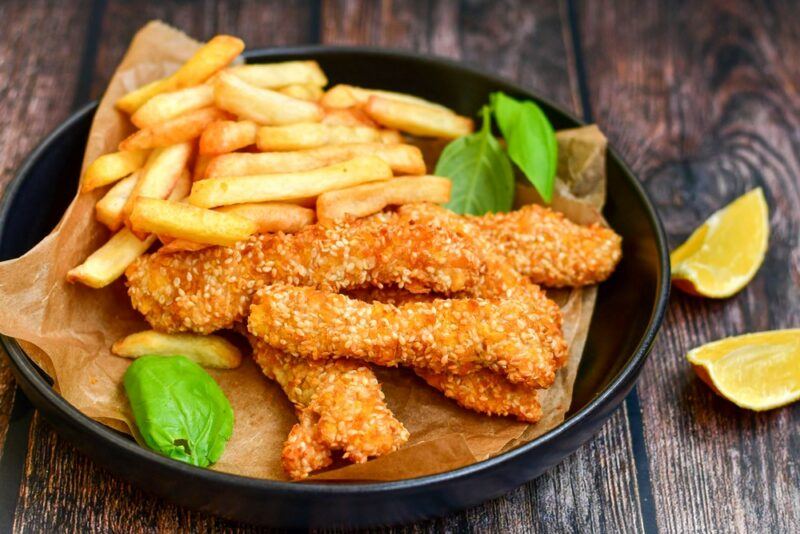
[[671, 188, 768, 298], [688, 329, 800, 410]]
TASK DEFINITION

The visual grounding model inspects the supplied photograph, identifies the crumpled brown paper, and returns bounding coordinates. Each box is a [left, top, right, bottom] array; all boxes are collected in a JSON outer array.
[[0, 21, 610, 482]]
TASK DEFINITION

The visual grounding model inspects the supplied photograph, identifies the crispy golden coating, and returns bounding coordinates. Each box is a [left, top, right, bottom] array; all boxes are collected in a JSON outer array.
[[352, 286, 545, 423], [249, 337, 408, 480], [399, 203, 622, 288], [248, 284, 564, 387], [126, 211, 485, 333], [414, 369, 542, 423]]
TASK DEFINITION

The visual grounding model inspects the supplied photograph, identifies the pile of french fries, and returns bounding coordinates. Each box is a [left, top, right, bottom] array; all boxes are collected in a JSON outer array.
[[67, 35, 473, 367]]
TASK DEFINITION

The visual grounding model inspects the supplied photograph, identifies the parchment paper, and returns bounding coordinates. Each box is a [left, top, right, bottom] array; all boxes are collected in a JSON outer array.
[[0, 21, 610, 482]]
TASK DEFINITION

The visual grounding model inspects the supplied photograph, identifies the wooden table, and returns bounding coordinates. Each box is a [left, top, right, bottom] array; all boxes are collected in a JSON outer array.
[[0, 1, 797, 531]]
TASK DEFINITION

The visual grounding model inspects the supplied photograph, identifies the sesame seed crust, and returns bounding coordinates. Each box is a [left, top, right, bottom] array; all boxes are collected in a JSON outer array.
[[414, 369, 543, 423], [248, 283, 563, 388], [125, 210, 485, 334], [249, 336, 409, 480], [398, 203, 622, 288]]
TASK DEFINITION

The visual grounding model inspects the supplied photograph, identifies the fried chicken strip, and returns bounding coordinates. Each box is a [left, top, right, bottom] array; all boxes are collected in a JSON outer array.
[[248, 283, 563, 387], [350, 287, 544, 423], [249, 336, 409, 480], [126, 211, 484, 333], [399, 203, 622, 288], [414, 369, 542, 423]]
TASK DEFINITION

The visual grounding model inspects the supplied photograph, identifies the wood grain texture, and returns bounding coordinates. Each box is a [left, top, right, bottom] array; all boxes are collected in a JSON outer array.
[[0, 0, 93, 457], [577, 0, 800, 532]]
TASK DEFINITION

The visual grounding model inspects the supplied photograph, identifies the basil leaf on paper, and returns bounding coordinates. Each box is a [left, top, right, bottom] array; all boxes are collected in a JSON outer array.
[[490, 92, 558, 203], [435, 106, 514, 215], [123, 355, 234, 468]]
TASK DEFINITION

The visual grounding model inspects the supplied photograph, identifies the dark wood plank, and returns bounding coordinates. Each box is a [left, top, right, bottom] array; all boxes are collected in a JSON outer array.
[[322, 2, 645, 533], [91, 0, 318, 100], [0, 0, 94, 455], [577, 0, 800, 532]]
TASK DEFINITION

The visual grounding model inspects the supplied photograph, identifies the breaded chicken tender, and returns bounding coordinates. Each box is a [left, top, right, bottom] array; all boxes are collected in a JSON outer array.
[[351, 286, 545, 423], [414, 369, 543, 423], [399, 203, 622, 288], [249, 336, 408, 480], [248, 283, 564, 387], [126, 211, 484, 333]]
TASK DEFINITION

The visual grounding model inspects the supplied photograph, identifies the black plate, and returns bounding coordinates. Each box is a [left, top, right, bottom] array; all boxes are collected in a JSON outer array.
[[0, 47, 670, 529]]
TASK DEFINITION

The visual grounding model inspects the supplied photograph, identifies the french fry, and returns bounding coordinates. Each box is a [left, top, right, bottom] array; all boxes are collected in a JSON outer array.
[[96, 173, 138, 231], [189, 155, 392, 208], [81, 150, 148, 192], [119, 107, 228, 151], [66, 228, 156, 288], [379, 129, 403, 144], [116, 35, 244, 114], [130, 197, 257, 246], [364, 96, 473, 138], [214, 71, 323, 125], [98, 167, 190, 233], [158, 239, 211, 254], [199, 120, 257, 155], [193, 154, 213, 181], [131, 84, 215, 128], [217, 202, 315, 233], [168, 169, 193, 201], [227, 60, 327, 88], [317, 175, 451, 222], [321, 107, 377, 127], [122, 143, 192, 222], [255, 123, 381, 151], [207, 142, 425, 177], [278, 84, 324, 101], [321, 84, 451, 112], [112, 330, 242, 369]]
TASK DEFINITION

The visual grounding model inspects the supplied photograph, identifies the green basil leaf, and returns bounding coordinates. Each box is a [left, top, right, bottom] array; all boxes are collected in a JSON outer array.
[[435, 106, 514, 215], [123, 355, 234, 467], [490, 92, 558, 203]]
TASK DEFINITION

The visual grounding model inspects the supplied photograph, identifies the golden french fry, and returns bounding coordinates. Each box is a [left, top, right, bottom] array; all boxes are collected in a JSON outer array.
[[364, 96, 473, 138], [207, 142, 424, 177], [112, 330, 243, 369], [131, 84, 215, 128], [321, 107, 377, 127], [193, 154, 213, 181], [97, 169, 190, 232], [130, 197, 257, 246], [317, 176, 451, 222], [214, 71, 323, 125], [190, 155, 392, 208], [199, 120, 257, 155], [96, 173, 138, 231], [82, 150, 148, 192], [67, 228, 156, 288], [255, 123, 381, 151], [217, 202, 315, 233], [379, 129, 402, 144], [168, 169, 193, 201], [278, 84, 324, 101], [116, 35, 244, 114], [321, 84, 451, 112], [227, 60, 327, 88], [119, 107, 228, 151], [122, 143, 192, 221], [158, 239, 211, 254], [115, 78, 174, 116]]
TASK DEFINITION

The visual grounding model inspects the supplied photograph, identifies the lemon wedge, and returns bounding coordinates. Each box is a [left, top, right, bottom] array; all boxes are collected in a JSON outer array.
[[688, 330, 800, 410], [671, 188, 768, 297]]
